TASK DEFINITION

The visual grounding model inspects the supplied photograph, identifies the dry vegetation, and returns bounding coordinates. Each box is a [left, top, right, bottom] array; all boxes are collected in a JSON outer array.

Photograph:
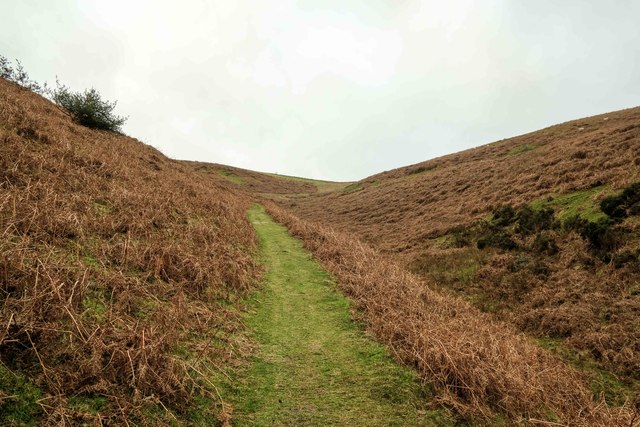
[[263, 201, 637, 425], [0, 78, 260, 424], [283, 107, 640, 405], [289, 108, 640, 250], [3, 66, 640, 425]]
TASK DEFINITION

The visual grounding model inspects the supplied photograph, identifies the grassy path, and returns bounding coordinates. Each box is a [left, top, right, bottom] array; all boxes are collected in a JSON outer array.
[[225, 205, 452, 426]]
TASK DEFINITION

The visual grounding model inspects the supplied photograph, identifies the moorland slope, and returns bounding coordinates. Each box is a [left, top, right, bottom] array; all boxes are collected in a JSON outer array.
[[0, 77, 260, 424], [3, 72, 638, 425], [283, 107, 640, 403]]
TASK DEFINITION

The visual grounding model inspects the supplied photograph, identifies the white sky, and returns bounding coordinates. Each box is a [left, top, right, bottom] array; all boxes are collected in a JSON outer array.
[[2, 1, 639, 181]]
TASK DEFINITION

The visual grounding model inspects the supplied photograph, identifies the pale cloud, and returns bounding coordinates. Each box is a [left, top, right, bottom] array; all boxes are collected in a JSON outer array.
[[1, 0, 639, 181]]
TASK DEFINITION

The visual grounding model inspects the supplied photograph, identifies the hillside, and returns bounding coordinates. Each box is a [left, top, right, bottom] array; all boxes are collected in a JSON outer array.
[[282, 107, 640, 400], [184, 161, 348, 200], [0, 78, 261, 424], [288, 107, 640, 250], [3, 72, 639, 425]]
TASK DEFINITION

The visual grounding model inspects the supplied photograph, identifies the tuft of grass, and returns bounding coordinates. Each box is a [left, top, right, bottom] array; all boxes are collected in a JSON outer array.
[[508, 144, 538, 155], [342, 183, 364, 194], [82, 253, 100, 268], [530, 186, 610, 222], [134, 298, 158, 319]]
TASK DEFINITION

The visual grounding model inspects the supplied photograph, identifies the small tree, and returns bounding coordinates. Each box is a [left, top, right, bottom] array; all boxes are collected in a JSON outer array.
[[0, 55, 46, 93], [52, 81, 128, 132]]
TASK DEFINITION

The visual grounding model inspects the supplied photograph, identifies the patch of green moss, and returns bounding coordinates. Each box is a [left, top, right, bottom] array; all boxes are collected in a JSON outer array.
[[92, 199, 112, 215], [0, 364, 43, 426], [457, 264, 479, 285], [406, 165, 438, 176], [134, 298, 158, 319], [343, 183, 363, 194], [82, 254, 99, 268], [82, 283, 107, 322], [67, 395, 108, 415], [530, 186, 610, 222], [508, 144, 538, 155], [218, 170, 244, 185], [536, 337, 637, 406]]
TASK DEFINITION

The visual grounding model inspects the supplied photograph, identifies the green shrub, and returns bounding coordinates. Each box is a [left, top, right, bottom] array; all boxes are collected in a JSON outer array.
[[579, 218, 619, 257], [563, 214, 588, 232], [600, 183, 640, 219], [450, 225, 471, 247], [532, 232, 559, 256], [0, 55, 45, 94], [612, 251, 638, 269], [492, 204, 517, 227], [516, 206, 555, 235], [477, 231, 518, 251], [52, 81, 127, 132]]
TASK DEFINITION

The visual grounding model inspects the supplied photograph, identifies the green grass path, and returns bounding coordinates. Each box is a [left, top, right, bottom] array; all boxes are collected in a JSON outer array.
[[226, 205, 452, 426]]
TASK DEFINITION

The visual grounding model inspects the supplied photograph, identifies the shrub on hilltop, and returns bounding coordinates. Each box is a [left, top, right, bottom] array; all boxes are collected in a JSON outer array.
[[51, 81, 128, 133], [1, 54, 127, 133]]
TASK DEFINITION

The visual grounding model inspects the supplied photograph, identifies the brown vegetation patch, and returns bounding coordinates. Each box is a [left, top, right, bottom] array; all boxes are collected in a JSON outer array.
[[279, 106, 640, 402], [0, 78, 260, 423], [263, 202, 637, 425]]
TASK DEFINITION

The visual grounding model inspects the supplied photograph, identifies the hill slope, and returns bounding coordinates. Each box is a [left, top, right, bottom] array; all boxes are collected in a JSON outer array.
[[3, 73, 639, 424], [183, 161, 349, 199], [282, 106, 640, 398], [0, 78, 260, 424], [289, 107, 640, 251]]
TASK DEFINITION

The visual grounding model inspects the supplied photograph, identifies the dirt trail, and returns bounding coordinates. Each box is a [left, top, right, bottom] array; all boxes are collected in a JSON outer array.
[[227, 205, 453, 426]]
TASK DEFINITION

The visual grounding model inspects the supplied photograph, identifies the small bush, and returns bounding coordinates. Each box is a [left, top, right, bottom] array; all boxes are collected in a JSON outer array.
[[52, 82, 127, 132], [563, 214, 588, 232], [532, 232, 559, 256], [492, 204, 517, 227], [1, 55, 127, 133], [407, 166, 427, 175], [0, 55, 45, 94], [407, 164, 437, 175], [477, 231, 518, 251], [516, 206, 555, 235], [450, 225, 471, 247], [600, 182, 640, 219], [579, 218, 619, 257], [612, 251, 638, 269]]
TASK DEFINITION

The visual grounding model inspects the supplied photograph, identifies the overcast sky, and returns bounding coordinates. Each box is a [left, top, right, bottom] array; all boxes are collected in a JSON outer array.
[[2, 1, 639, 181]]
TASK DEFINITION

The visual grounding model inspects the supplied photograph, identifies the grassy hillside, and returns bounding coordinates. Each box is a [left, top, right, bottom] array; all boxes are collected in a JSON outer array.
[[184, 161, 349, 200], [282, 107, 640, 403], [3, 71, 639, 425], [0, 78, 260, 424], [290, 108, 640, 249]]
